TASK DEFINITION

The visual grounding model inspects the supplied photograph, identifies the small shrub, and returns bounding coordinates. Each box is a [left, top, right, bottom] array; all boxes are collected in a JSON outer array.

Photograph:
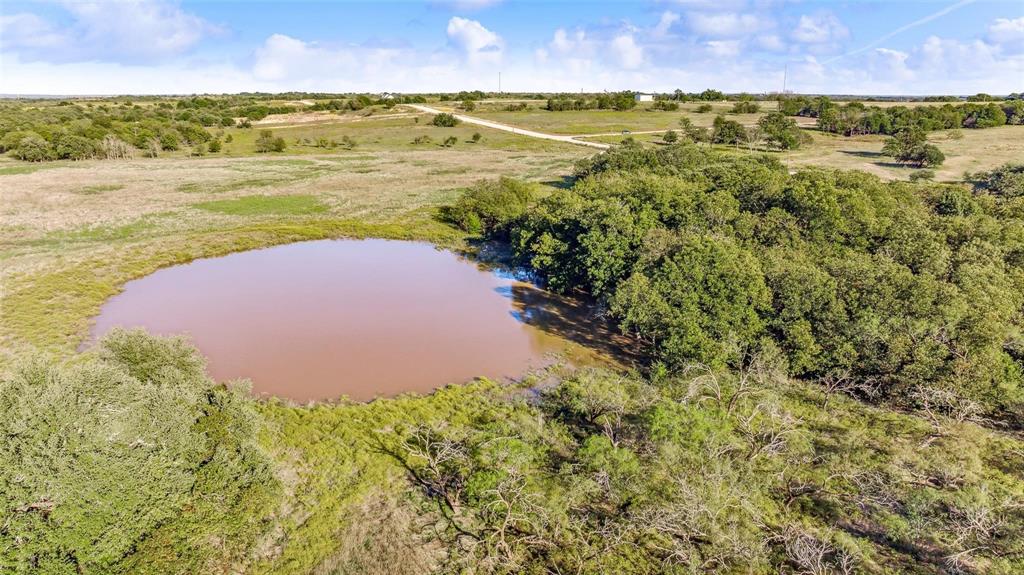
[[340, 135, 357, 150], [190, 143, 207, 157], [663, 130, 678, 144], [255, 130, 286, 153], [143, 138, 161, 158], [462, 100, 476, 112], [224, 134, 234, 143], [696, 104, 714, 113], [442, 136, 458, 147], [207, 139, 221, 153], [412, 135, 433, 145], [471, 132, 482, 143], [432, 113, 460, 127], [653, 100, 679, 111], [731, 100, 760, 114], [909, 169, 935, 182], [159, 131, 180, 151]]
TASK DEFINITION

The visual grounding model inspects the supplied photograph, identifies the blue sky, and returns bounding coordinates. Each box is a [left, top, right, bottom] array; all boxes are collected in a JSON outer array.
[[1, 1, 1021, 95]]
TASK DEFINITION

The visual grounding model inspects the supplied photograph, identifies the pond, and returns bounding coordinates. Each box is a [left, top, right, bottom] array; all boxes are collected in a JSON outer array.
[[87, 239, 629, 401]]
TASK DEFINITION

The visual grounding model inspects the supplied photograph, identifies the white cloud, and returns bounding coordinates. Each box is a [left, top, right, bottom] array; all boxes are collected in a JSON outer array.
[[688, 12, 764, 37], [2, 0, 218, 62], [653, 11, 681, 37], [792, 13, 849, 44], [989, 17, 1024, 42], [757, 34, 785, 51], [3, 10, 1022, 97], [0, 13, 67, 49], [549, 28, 594, 57], [706, 40, 741, 57], [446, 17, 503, 65], [988, 17, 1024, 52], [610, 34, 644, 69], [869, 48, 913, 82]]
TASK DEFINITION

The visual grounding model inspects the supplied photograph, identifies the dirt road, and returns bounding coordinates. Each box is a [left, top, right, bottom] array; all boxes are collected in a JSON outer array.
[[405, 104, 611, 150]]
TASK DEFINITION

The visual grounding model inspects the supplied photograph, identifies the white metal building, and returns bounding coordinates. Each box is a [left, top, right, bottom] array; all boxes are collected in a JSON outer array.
[[635, 93, 654, 102]]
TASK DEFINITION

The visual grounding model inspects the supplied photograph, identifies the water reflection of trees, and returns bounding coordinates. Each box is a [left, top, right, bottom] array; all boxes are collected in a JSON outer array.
[[500, 283, 646, 366]]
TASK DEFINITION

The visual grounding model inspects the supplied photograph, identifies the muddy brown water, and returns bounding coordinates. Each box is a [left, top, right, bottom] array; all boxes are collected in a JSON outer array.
[[87, 239, 629, 402]]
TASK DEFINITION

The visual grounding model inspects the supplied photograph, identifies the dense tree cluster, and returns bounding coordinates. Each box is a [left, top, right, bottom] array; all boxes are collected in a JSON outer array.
[[778, 95, 1022, 136], [546, 92, 637, 112], [451, 145, 1024, 427]]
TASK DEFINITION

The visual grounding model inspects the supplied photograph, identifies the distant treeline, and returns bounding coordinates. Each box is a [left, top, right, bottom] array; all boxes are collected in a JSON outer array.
[[546, 91, 638, 111], [777, 95, 1024, 136], [0, 94, 400, 162]]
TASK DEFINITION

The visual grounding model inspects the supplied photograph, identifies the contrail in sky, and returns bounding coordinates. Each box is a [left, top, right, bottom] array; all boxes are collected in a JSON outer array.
[[822, 0, 979, 64]]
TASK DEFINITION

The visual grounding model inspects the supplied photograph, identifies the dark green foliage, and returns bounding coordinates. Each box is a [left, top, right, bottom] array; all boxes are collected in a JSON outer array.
[[652, 100, 679, 111], [698, 88, 726, 101], [778, 96, 1013, 136], [662, 129, 678, 143], [731, 100, 760, 114], [610, 234, 771, 367], [431, 113, 460, 127], [0, 330, 278, 573], [758, 111, 809, 150], [442, 135, 458, 147], [882, 128, 945, 167], [441, 177, 537, 238], [545, 91, 636, 111], [711, 115, 746, 145], [695, 103, 714, 113], [455, 144, 1024, 425]]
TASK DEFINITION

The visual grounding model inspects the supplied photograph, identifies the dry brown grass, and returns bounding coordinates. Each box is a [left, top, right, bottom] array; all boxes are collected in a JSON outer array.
[[783, 125, 1024, 181]]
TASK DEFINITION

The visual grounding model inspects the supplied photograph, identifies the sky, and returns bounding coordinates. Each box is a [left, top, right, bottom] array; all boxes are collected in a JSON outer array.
[[1, 0, 1022, 95]]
